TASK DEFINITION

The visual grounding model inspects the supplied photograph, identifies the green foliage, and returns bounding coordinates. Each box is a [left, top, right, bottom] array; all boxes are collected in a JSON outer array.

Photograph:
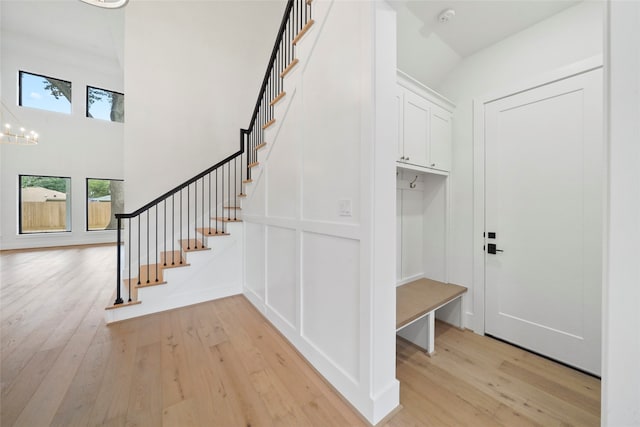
[[43, 78, 71, 102], [21, 176, 69, 193], [88, 87, 112, 107], [88, 179, 111, 198]]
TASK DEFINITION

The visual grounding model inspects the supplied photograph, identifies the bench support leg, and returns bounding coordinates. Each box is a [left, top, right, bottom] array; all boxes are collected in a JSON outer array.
[[426, 312, 435, 354], [396, 312, 436, 355]]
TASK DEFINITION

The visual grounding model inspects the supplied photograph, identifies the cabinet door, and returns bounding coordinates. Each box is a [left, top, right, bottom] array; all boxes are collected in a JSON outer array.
[[429, 105, 452, 171], [403, 91, 430, 167], [395, 89, 404, 161]]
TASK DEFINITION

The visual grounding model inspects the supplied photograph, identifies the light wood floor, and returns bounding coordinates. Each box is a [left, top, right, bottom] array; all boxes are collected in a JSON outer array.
[[1, 246, 600, 426]]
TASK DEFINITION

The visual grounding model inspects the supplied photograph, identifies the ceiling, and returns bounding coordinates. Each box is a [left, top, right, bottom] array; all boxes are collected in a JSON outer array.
[[1, 0, 581, 82], [1, 0, 124, 69], [392, 0, 581, 58]]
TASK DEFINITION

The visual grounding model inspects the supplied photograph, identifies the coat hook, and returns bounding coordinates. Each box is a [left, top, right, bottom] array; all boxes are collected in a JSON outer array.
[[409, 175, 418, 189]]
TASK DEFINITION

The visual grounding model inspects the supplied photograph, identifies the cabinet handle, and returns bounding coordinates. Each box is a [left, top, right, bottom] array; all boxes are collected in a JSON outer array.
[[399, 156, 405, 161], [406, 157, 410, 161], [431, 163, 435, 167]]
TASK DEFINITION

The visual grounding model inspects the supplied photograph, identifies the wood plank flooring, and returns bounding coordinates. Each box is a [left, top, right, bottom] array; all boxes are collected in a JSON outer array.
[[1, 246, 600, 426]]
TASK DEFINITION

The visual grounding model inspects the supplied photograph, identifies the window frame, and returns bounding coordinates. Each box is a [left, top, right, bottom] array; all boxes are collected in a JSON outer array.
[[85, 85, 125, 122], [19, 174, 72, 234], [85, 177, 124, 232], [18, 70, 72, 114]]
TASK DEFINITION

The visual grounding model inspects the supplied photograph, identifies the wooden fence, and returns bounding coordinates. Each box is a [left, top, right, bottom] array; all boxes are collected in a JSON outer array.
[[21, 201, 112, 232]]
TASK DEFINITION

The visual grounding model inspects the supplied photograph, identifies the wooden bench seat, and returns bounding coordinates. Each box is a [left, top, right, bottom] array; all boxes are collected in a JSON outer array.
[[396, 278, 467, 354]]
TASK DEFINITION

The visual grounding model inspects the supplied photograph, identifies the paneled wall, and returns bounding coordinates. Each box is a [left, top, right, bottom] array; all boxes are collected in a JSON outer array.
[[243, 1, 399, 423]]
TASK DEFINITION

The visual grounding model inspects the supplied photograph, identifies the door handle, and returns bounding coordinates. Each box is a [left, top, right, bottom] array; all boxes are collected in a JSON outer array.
[[487, 243, 504, 254]]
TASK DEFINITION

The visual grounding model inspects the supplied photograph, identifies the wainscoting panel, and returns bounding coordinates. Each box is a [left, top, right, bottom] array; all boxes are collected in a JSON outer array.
[[302, 231, 360, 382], [266, 225, 297, 328]]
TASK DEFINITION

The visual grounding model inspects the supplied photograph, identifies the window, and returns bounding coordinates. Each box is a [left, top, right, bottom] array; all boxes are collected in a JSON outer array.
[[19, 175, 71, 234], [19, 71, 72, 114], [86, 178, 124, 231], [86, 86, 124, 123]]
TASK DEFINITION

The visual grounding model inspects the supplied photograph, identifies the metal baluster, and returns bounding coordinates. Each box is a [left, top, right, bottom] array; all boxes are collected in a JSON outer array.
[[194, 180, 197, 248], [163, 200, 167, 266], [155, 205, 158, 281], [128, 218, 132, 301], [137, 215, 141, 285], [115, 217, 123, 305], [215, 168, 219, 234], [187, 185, 191, 249], [146, 210, 150, 284], [221, 164, 224, 232], [208, 173, 212, 234], [172, 194, 175, 265], [201, 177, 204, 237]]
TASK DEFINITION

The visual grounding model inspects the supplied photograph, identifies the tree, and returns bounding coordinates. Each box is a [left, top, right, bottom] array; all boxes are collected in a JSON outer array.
[[88, 179, 110, 198], [43, 78, 72, 105], [87, 87, 124, 122], [45, 78, 124, 122], [106, 180, 124, 230], [21, 176, 68, 193]]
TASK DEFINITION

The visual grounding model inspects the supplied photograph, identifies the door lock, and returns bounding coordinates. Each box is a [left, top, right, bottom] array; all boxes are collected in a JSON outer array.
[[487, 243, 504, 254]]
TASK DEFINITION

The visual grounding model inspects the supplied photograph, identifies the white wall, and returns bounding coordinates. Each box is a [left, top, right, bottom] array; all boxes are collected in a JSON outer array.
[[437, 1, 604, 328], [123, 1, 285, 212], [395, 6, 461, 89], [602, 1, 640, 425], [0, 28, 124, 249], [243, 0, 399, 423]]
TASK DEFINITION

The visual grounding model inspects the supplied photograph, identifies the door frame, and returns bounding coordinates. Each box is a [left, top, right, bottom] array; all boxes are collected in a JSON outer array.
[[470, 55, 604, 335]]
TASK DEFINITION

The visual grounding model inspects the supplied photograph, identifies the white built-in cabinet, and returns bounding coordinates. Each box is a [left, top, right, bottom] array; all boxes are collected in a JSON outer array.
[[396, 71, 454, 174], [396, 71, 454, 287]]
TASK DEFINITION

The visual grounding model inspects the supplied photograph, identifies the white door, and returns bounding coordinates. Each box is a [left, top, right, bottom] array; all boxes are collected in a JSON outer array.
[[484, 68, 603, 375]]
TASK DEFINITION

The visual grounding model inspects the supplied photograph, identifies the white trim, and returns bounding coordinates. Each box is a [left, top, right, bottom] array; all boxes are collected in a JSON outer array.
[[397, 70, 455, 111], [471, 56, 604, 335]]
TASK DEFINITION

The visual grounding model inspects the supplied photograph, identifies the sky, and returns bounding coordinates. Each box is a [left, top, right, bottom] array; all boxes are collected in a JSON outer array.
[[19, 72, 114, 121]]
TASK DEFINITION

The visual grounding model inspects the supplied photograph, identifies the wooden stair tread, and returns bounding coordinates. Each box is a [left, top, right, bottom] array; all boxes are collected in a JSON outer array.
[[134, 279, 168, 289], [213, 217, 242, 223], [255, 142, 267, 151], [248, 161, 260, 168], [196, 227, 229, 236], [280, 58, 299, 78], [105, 299, 142, 310], [262, 119, 276, 130], [179, 238, 209, 252], [238, 193, 247, 198], [224, 206, 242, 210], [293, 19, 314, 46], [270, 91, 286, 106], [105, 289, 141, 310], [242, 179, 253, 184], [124, 263, 165, 285], [396, 278, 467, 330], [160, 250, 189, 268]]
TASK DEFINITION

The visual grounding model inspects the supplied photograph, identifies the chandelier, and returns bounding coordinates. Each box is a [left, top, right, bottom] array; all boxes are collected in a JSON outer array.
[[1, 102, 39, 145], [78, 0, 128, 9]]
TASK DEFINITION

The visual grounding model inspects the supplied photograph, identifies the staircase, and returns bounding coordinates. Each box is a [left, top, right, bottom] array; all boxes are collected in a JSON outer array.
[[105, 0, 314, 322]]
